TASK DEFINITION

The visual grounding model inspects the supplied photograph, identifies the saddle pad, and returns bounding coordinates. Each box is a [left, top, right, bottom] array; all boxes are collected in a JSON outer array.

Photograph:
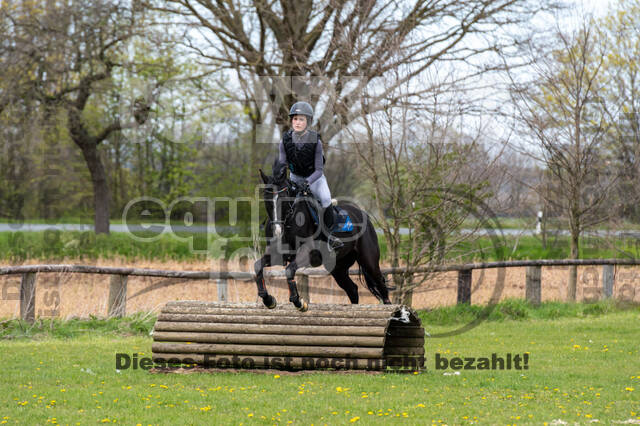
[[334, 208, 354, 232], [307, 205, 353, 232]]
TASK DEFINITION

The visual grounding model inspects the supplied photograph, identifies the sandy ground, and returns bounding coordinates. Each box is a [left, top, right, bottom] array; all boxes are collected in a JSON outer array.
[[1, 258, 639, 319]]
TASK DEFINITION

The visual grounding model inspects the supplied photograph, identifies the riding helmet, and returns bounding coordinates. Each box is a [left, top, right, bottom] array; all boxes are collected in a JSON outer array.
[[288, 101, 314, 119]]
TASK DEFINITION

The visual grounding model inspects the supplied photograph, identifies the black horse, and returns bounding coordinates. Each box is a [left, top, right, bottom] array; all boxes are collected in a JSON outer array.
[[254, 161, 392, 311]]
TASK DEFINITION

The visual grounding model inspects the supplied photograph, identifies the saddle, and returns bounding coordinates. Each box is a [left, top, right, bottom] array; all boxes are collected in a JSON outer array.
[[305, 198, 353, 233]]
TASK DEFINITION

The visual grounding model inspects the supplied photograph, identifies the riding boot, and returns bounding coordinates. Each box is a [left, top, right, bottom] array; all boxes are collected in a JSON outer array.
[[323, 205, 344, 251]]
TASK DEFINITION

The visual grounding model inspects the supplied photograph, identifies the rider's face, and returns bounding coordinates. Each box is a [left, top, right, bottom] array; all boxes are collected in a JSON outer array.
[[291, 115, 308, 132]]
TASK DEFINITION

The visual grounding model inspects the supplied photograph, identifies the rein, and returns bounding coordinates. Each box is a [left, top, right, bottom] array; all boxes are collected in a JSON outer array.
[[265, 183, 292, 229], [264, 186, 288, 194], [265, 182, 308, 230]]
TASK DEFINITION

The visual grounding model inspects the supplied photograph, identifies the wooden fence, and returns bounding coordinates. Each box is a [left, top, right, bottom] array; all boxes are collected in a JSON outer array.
[[1, 258, 638, 323]]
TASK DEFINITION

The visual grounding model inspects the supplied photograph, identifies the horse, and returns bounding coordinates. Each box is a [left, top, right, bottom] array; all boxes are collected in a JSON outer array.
[[254, 160, 392, 311]]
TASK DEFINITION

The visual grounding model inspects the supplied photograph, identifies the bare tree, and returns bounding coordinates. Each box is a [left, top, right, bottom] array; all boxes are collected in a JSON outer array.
[[348, 71, 501, 304], [1, 0, 173, 233], [145, 0, 558, 163], [508, 16, 618, 300], [601, 0, 640, 223]]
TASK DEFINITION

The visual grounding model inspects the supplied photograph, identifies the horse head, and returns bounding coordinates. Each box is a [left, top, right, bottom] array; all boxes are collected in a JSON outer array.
[[260, 159, 294, 240], [259, 159, 318, 244]]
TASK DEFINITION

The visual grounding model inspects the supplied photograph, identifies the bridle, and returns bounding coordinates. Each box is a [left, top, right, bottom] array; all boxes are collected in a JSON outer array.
[[264, 183, 291, 230], [264, 181, 308, 232]]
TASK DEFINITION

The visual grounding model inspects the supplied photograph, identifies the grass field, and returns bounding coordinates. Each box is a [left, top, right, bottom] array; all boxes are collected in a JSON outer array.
[[1, 304, 638, 425], [8, 216, 640, 231]]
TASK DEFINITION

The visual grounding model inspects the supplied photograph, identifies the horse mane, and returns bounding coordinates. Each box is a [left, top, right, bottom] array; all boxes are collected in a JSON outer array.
[[272, 159, 287, 184]]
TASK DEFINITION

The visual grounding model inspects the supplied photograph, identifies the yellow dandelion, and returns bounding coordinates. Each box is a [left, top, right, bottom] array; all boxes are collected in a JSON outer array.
[[349, 417, 360, 423]]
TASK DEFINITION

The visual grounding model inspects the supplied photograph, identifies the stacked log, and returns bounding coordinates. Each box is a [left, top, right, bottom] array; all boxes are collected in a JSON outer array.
[[151, 301, 425, 371]]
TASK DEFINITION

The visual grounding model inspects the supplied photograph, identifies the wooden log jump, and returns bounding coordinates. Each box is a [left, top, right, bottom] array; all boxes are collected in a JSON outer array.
[[151, 301, 426, 371]]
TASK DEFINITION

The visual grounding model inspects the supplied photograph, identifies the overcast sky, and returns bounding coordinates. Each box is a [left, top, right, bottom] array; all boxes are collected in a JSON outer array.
[[578, 0, 613, 16]]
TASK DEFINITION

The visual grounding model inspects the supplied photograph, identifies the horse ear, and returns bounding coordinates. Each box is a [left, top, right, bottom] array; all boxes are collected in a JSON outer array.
[[273, 160, 287, 182], [259, 169, 270, 184]]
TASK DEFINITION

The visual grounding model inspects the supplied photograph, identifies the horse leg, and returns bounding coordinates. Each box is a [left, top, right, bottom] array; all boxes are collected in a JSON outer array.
[[330, 264, 359, 304], [285, 260, 308, 312], [254, 254, 277, 308]]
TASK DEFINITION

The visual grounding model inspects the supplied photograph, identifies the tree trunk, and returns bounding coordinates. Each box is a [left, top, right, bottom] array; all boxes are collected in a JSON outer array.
[[116, 135, 126, 213], [541, 204, 547, 250], [402, 274, 414, 307], [567, 227, 579, 301], [79, 143, 111, 234], [390, 232, 406, 304], [250, 116, 258, 186]]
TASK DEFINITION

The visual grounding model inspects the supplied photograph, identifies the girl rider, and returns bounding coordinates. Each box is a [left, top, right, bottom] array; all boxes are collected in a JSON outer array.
[[278, 101, 344, 251]]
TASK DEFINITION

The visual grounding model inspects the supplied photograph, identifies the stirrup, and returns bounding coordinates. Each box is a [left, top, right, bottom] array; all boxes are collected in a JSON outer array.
[[327, 234, 344, 251]]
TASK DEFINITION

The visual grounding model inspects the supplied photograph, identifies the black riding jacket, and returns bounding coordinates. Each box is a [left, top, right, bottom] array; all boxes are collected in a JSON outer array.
[[281, 130, 325, 179]]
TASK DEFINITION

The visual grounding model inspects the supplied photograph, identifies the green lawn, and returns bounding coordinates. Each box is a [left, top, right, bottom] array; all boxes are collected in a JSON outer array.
[[0, 230, 255, 262], [1, 310, 638, 424], [447, 233, 640, 263], [3, 229, 640, 263], [4, 216, 640, 231]]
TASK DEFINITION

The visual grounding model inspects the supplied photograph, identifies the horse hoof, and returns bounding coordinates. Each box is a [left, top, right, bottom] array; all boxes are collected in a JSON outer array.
[[265, 295, 277, 309], [297, 300, 308, 312]]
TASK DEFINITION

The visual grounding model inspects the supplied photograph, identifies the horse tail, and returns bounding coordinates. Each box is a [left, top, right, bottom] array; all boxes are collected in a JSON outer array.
[[360, 263, 384, 301]]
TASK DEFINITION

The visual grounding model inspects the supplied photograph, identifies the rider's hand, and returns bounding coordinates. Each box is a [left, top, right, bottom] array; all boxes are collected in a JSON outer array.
[[302, 181, 311, 193]]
